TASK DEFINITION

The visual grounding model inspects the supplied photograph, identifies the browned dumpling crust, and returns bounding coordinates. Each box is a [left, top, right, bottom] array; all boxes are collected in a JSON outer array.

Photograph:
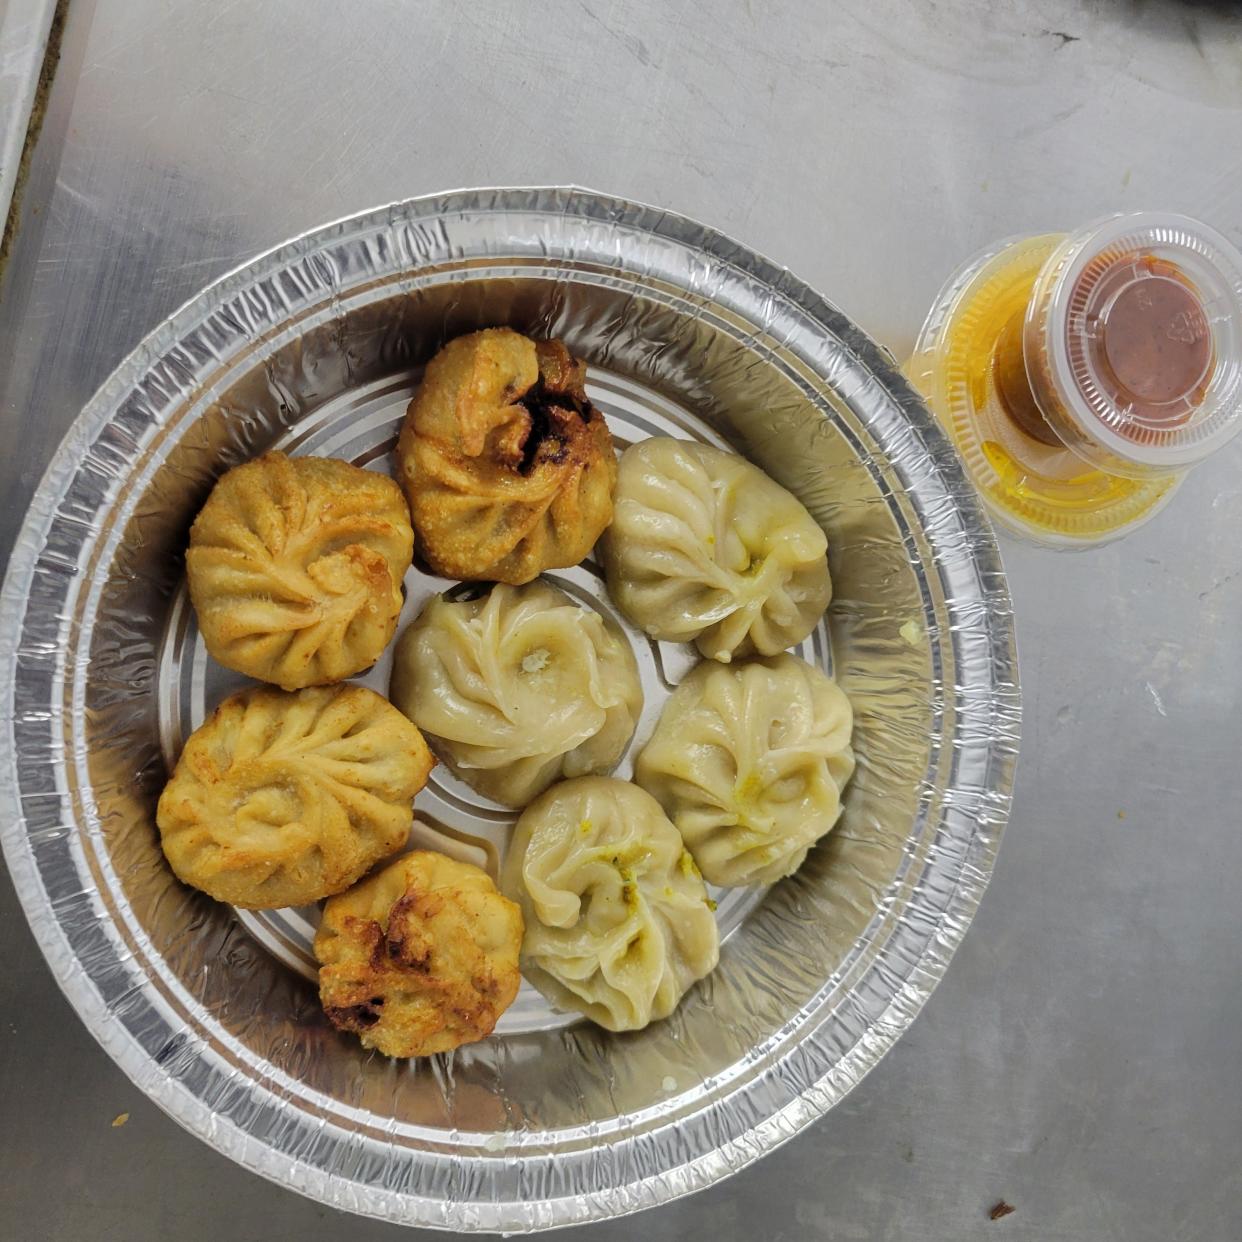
[[187, 452, 414, 690], [396, 328, 616, 584], [157, 684, 433, 909], [315, 851, 523, 1057]]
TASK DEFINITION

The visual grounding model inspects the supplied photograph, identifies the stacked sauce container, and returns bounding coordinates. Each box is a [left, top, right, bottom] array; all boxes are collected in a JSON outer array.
[[908, 213, 1242, 546]]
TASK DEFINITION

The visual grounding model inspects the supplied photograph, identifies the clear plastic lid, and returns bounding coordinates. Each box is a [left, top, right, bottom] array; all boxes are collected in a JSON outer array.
[[907, 235, 1176, 549], [1024, 212, 1242, 478]]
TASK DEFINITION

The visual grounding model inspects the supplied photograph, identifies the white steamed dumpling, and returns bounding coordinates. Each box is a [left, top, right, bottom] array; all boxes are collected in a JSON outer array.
[[501, 776, 720, 1031], [389, 582, 643, 808], [601, 437, 832, 662], [635, 654, 855, 887]]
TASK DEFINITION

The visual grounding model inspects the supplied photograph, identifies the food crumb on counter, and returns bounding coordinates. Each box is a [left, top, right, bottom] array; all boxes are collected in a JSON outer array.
[[989, 1200, 1016, 1220], [111, 1112, 129, 1128]]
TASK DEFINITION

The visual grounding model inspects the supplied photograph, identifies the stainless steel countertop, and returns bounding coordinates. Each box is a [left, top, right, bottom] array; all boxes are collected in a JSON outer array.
[[0, 0, 59, 233], [2, 2, 1240, 1238]]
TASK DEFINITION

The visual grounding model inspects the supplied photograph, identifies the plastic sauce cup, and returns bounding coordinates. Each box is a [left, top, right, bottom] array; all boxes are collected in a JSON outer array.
[[907, 213, 1242, 547]]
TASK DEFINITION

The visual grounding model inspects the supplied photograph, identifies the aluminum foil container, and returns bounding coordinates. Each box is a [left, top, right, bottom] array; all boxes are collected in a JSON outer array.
[[0, 188, 1020, 1232]]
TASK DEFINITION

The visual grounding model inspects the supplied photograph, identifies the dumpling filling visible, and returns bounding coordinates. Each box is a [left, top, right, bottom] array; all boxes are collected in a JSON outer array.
[[316, 850, 523, 1058], [396, 328, 617, 584]]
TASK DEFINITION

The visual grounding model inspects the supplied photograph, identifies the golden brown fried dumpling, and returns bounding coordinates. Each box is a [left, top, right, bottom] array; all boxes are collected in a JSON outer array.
[[157, 684, 433, 909], [389, 581, 643, 808], [501, 777, 720, 1031], [602, 438, 832, 662], [635, 655, 855, 887], [396, 329, 616, 584], [187, 452, 414, 690], [315, 850, 523, 1057]]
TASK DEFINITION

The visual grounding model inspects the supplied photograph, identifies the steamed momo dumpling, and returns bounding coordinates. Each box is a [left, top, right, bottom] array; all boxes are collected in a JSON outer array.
[[157, 684, 434, 909], [602, 438, 832, 662], [389, 582, 642, 808], [187, 452, 414, 690], [635, 654, 854, 887], [502, 776, 719, 1031]]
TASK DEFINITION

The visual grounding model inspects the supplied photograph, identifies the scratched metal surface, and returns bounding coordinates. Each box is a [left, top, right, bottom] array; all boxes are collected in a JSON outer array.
[[0, 0, 59, 236], [0, 2, 1240, 1240]]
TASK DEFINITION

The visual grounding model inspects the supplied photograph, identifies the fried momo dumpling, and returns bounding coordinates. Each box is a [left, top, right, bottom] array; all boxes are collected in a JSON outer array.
[[396, 329, 616, 584], [315, 851, 523, 1057], [602, 438, 832, 662], [157, 684, 433, 909], [501, 776, 719, 1031], [635, 655, 854, 887], [389, 582, 642, 808], [187, 452, 414, 690]]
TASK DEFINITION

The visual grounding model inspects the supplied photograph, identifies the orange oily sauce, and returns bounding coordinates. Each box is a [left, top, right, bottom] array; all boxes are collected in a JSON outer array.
[[938, 242, 1173, 540]]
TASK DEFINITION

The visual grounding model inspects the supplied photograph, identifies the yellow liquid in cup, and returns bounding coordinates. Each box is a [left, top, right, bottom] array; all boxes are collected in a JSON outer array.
[[910, 236, 1173, 546]]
